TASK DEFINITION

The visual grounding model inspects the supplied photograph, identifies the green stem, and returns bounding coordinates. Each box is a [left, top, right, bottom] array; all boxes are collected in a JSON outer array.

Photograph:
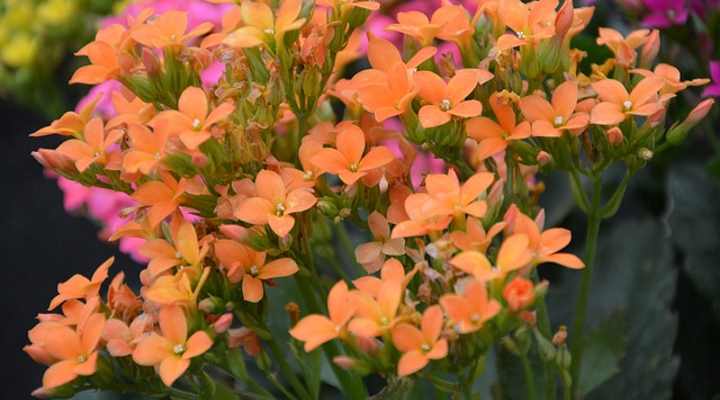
[[520, 355, 538, 400], [569, 176, 603, 396], [294, 275, 369, 399], [532, 269, 556, 400], [266, 334, 312, 400]]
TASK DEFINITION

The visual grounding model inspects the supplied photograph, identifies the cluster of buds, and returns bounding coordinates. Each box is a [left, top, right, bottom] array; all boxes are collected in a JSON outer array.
[[24, 0, 713, 398]]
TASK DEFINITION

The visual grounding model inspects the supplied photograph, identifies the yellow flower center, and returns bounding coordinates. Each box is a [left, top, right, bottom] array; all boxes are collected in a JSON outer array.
[[303, 171, 314, 181], [155, 152, 162, 160], [170, 34, 178, 42], [420, 343, 431, 353], [553, 116, 564, 127], [623, 100, 633, 111], [249, 265, 259, 276], [264, 28, 275, 35], [349, 162, 359, 172], [440, 99, 452, 111], [275, 203, 286, 216], [77, 354, 87, 363], [173, 344, 186, 355], [470, 313, 481, 323], [517, 31, 525, 39], [379, 316, 390, 326], [192, 118, 202, 131]]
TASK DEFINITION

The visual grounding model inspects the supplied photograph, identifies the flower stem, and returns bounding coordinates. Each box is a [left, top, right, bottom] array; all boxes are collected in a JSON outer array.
[[569, 176, 603, 396], [521, 354, 538, 400]]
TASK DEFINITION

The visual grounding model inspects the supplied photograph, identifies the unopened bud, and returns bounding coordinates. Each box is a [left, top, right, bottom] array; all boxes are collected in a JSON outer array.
[[228, 327, 261, 356], [317, 197, 339, 218], [285, 302, 300, 325], [333, 356, 356, 370], [503, 277, 535, 311], [606, 127, 624, 145], [199, 296, 224, 314], [213, 313, 233, 333], [638, 147, 653, 160], [640, 30, 660, 69], [552, 325, 568, 346], [142, 48, 162, 76], [536, 151, 552, 166], [666, 98, 715, 145], [32, 149, 75, 173], [554, 0, 574, 41]]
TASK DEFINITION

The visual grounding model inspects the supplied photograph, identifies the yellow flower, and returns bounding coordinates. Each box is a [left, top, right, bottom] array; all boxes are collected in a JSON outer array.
[[223, 0, 306, 49], [1, 33, 37, 67]]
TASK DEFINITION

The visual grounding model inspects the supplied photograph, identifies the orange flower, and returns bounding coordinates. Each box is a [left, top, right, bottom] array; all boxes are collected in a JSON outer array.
[[450, 217, 506, 252], [519, 81, 589, 137], [386, 11, 444, 46], [132, 305, 213, 386], [133, 172, 188, 228], [355, 212, 406, 274], [415, 69, 493, 128], [391, 305, 448, 377], [311, 123, 395, 185], [31, 95, 99, 137], [56, 117, 122, 172], [234, 169, 316, 237], [70, 29, 124, 84], [107, 90, 157, 129], [122, 123, 169, 175], [496, 0, 558, 51], [107, 273, 143, 321], [289, 281, 358, 351], [590, 77, 664, 126], [630, 64, 709, 95], [450, 234, 533, 282], [390, 193, 452, 239], [353, 258, 417, 298], [131, 11, 213, 48], [502, 277, 535, 311], [316, 0, 380, 12], [352, 34, 436, 121], [466, 93, 531, 161], [139, 221, 209, 278], [49, 257, 113, 310], [509, 211, 584, 269], [348, 279, 403, 338], [213, 239, 299, 302], [28, 313, 106, 390], [154, 86, 235, 150], [424, 169, 494, 219], [223, 0, 306, 49], [143, 272, 196, 306], [201, 6, 242, 48], [439, 279, 500, 334], [596, 28, 649, 67], [103, 314, 153, 357]]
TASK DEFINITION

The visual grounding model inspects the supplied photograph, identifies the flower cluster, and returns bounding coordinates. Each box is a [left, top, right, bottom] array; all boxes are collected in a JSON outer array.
[[25, 0, 713, 398]]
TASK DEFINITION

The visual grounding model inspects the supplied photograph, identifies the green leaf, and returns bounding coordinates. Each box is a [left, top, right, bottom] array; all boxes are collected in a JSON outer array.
[[578, 312, 626, 396], [547, 219, 679, 399], [667, 165, 720, 317]]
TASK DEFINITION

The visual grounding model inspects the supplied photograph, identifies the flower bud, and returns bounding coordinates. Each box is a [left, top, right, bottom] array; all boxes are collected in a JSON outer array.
[[640, 30, 660, 69], [333, 356, 356, 370], [198, 296, 224, 314], [536, 151, 552, 166], [503, 277, 535, 311], [213, 313, 233, 333], [228, 327, 261, 356], [552, 326, 568, 346], [554, 0, 574, 41], [317, 196, 340, 218], [32, 149, 75, 173], [285, 302, 300, 325], [606, 127, 624, 145], [638, 147, 653, 161], [219, 224, 249, 241], [142, 48, 162, 77], [666, 99, 714, 145]]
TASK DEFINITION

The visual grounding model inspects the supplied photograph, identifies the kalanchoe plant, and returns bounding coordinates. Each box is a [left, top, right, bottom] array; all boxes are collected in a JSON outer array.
[[25, 0, 713, 399]]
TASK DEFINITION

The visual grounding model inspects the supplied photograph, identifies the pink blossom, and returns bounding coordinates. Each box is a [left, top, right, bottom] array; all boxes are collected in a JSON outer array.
[[703, 61, 720, 97]]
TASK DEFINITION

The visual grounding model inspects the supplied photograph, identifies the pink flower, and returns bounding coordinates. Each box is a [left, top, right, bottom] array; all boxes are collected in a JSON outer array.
[[703, 61, 720, 97], [642, 0, 689, 28]]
